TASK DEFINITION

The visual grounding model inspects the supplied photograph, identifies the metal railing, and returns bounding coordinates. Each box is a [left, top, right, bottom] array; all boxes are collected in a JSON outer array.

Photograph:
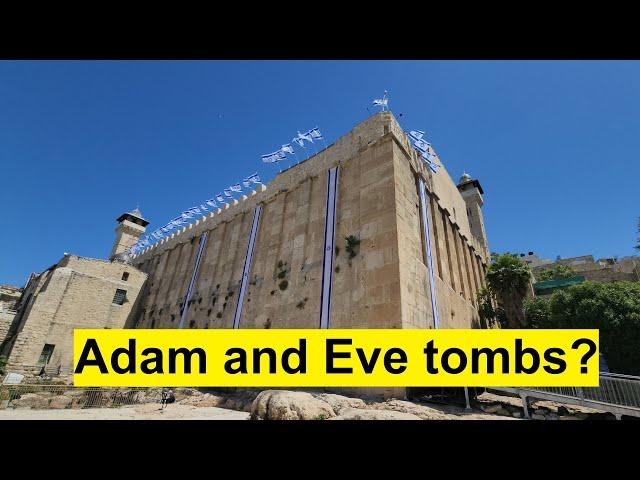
[[0, 385, 151, 410], [491, 372, 640, 419], [527, 373, 640, 410]]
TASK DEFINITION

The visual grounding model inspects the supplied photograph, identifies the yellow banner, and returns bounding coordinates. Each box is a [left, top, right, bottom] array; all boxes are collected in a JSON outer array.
[[73, 329, 599, 387]]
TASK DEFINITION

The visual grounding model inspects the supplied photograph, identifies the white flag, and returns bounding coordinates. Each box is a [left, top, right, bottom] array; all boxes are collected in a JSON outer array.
[[246, 172, 261, 184], [297, 130, 313, 143], [372, 98, 388, 107], [309, 128, 323, 140], [230, 184, 242, 192], [281, 143, 295, 155], [413, 139, 432, 154], [421, 153, 440, 173], [409, 130, 425, 141], [262, 150, 284, 163]]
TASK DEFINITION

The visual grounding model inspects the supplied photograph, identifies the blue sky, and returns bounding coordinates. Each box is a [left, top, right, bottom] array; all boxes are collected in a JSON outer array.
[[1, 61, 639, 286]]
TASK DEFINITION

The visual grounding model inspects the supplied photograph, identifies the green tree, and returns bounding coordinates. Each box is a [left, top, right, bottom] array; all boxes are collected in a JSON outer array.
[[485, 253, 532, 328], [537, 264, 576, 281], [523, 297, 552, 328], [524, 281, 640, 375]]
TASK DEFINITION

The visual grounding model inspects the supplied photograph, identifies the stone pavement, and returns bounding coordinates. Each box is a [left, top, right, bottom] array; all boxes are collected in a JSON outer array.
[[0, 403, 250, 420]]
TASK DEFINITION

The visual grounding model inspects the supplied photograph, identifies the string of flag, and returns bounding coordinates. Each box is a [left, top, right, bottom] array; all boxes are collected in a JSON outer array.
[[125, 93, 439, 258], [408, 130, 440, 173], [261, 127, 324, 164], [127, 172, 263, 256]]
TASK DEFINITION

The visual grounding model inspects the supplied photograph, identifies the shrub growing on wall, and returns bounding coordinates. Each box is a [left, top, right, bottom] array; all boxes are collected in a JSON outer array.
[[485, 253, 532, 328]]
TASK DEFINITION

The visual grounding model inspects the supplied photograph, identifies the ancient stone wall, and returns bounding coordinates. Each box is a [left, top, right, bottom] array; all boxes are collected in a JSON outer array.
[[2, 256, 146, 377], [131, 112, 489, 334]]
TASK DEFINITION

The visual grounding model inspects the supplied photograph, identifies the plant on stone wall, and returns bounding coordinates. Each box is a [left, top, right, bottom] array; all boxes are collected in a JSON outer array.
[[276, 260, 289, 280], [345, 235, 361, 259], [477, 287, 505, 329], [485, 253, 532, 329]]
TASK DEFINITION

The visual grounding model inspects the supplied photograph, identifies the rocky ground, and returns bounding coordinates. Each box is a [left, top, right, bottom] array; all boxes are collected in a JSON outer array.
[[475, 391, 616, 420], [0, 403, 249, 420], [0, 387, 621, 420]]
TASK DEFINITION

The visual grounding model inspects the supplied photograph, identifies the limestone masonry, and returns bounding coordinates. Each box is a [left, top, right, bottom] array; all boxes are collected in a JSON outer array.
[[0, 256, 146, 377], [1, 112, 491, 394], [130, 112, 490, 333]]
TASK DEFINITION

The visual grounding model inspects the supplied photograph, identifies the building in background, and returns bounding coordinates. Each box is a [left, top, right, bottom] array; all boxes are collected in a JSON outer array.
[[529, 254, 640, 296], [517, 252, 554, 268], [0, 211, 148, 379]]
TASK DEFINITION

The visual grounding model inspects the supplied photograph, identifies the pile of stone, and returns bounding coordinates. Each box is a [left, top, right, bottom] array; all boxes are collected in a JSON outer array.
[[247, 390, 481, 420]]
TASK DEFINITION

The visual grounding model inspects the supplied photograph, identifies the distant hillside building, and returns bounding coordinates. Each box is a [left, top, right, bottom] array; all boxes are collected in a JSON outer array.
[[530, 254, 640, 296], [517, 252, 553, 268]]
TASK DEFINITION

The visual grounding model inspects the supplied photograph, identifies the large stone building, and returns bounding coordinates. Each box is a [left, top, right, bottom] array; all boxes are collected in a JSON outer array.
[[1, 112, 491, 394], [129, 112, 490, 337], [0, 253, 147, 377]]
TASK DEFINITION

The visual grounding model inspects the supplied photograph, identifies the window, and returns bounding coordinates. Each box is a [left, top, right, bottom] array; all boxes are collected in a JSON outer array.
[[122, 272, 129, 281], [37, 344, 55, 366], [112, 289, 127, 305]]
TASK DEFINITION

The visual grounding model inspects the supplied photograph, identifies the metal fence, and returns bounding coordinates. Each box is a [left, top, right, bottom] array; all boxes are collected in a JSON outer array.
[[491, 372, 640, 419], [0, 385, 152, 410], [526, 373, 640, 410]]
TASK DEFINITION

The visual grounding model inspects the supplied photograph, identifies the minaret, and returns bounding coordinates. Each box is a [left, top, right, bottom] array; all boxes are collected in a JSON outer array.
[[457, 173, 489, 258], [110, 208, 149, 260]]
